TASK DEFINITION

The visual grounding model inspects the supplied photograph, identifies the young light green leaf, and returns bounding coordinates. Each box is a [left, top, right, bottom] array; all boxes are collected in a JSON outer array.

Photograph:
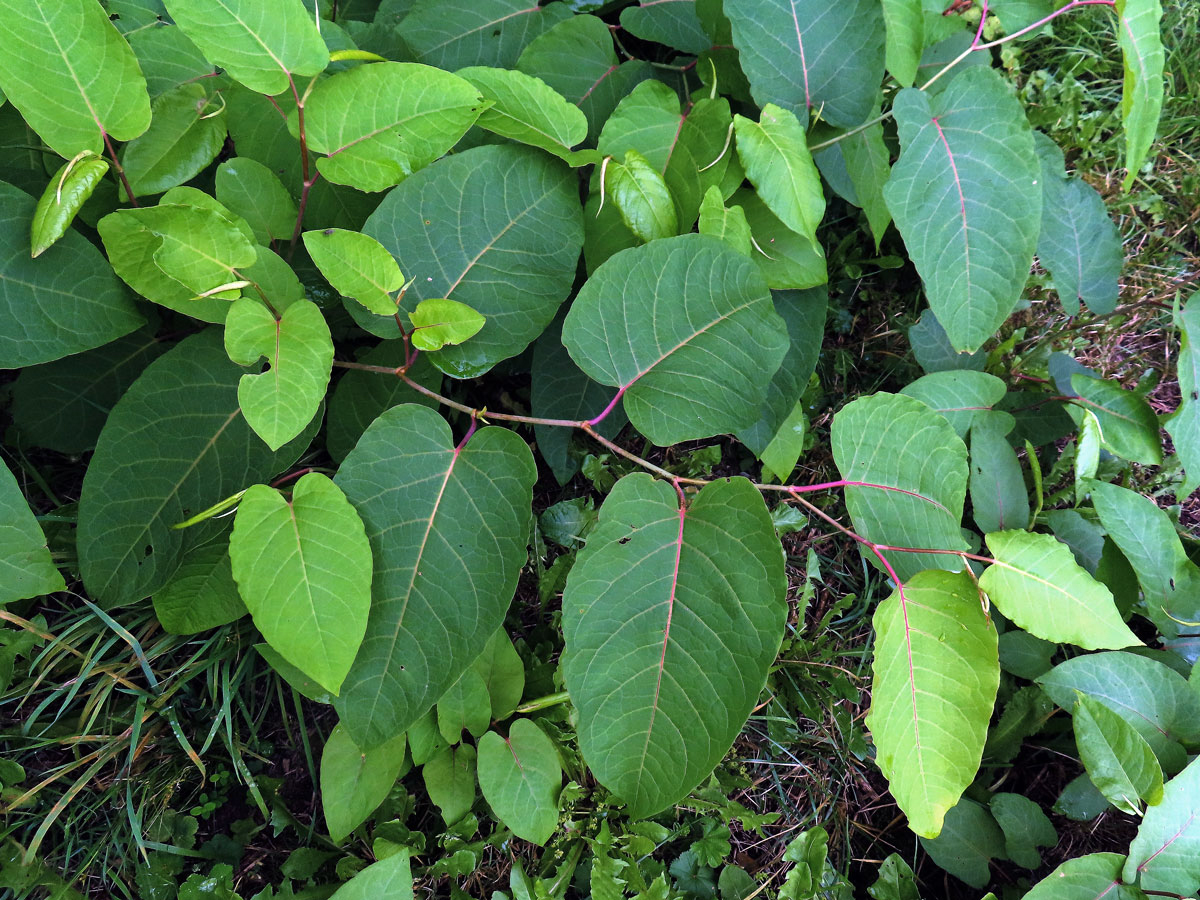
[[1074, 693, 1163, 815], [161, 0, 329, 96], [216, 158, 298, 247], [1025, 853, 1144, 900], [734, 104, 824, 248], [423, 744, 477, 825], [409, 299, 486, 352], [698, 186, 752, 256], [457, 66, 591, 164], [882, 0, 924, 86], [1167, 294, 1200, 496], [900, 370, 1008, 440], [969, 414, 1029, 534], [364, 144, 583, 378], [78, 330, 318, 607], [724, 0, 886, 129], [122, 82, 226, 197], [1124, 755, 1200, 895], [0, 0, 151, 156], [1, 182, 143, 368], [605, 149, 678, 243], [734, 188, 828, 290], [1116, 0, 1165, 189], [980, 531, 1140, 650], [0, 458, 65, 604], [471, 630, 526, 721], [333, 405, 537, 749], [225, 298, 333, 451], [884, 66, 1042, 352], [328, 849, 412, 900], [563, 475, 787, 817], [1070, 374, 1162, 466], [304, 228, 403, 317], [868, 570, 999, 839], [321, 724, 408, 844], [399, 0, 573, 70], [302, 63, 484, 192], [437, 669, 492, 744], [563, 234, 788, 446], [620, 0, 712, 53], [832, 392, 969, 581], [230, 474, 371, 694], [478, 720, 562, 846], [31, 153, 109, 257], [153, 542, 246, 635]]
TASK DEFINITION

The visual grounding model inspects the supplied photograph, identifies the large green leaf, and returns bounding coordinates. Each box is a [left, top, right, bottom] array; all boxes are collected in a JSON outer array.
[[980, 531, 1140, 650], [225, 298, 333, 451], [900, 370, 1008, 440], [1116, 0, 1164, 189], [152, 542, 246, 635], [333, 405, 536, 749], [0, 458, 65, 604], [563, 475, 787, 817], [1038, 651, 1200, 772], [0, 182, 143, 368], [1125, 755, 1200, 895], [128, 25, 217, 98], [1166, 294, 1200, 496], [229, 474, 371, 694], [1033, 133, 1122, 316], [364, 144, 582, 378], [0, 0, 150, 156], [868, 570, 999, 839], [302, 63, 484, 192], [477, 720, 562, 845], [303, 228, 403, 318], [122, 82, 226, 197], [77, 329, 316, 606], [1074, 693, 1163, 815], [423, 744, 477, 825], [216, 158, 298, 247], [1025, 853, 1144, 900], [161, 0, 329, 96], [327, 850, 412, 900], [884, 66, 1042, 352], [831, 392, 969, 581], [399, 0, 572, 70], [562, 234, 788, 446], [733, 105, 823, 248], [620, 0, 711, 53], [723, 0, 886, 129], [1071, 374, 1162, 466], [734, 188, 828, 290], [457, 66, 591, 164], [320, 724, 408, 844]]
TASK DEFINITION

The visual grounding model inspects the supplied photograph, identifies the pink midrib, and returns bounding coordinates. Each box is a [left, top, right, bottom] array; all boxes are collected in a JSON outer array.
[[639, 502, 688, 764], [932, 116, 972, 314]]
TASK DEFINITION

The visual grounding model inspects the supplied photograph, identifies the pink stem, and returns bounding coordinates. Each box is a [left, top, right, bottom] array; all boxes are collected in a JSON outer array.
[[975, 0, 1115, 50], [587, 386, 626, 426]]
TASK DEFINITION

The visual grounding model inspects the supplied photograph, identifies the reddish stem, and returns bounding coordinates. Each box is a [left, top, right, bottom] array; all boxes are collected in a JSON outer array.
[[101, 129, 137, 207], [587, 386, 626, 426]]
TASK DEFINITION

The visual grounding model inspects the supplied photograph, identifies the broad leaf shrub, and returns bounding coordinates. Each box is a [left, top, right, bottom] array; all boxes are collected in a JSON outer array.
[[0, 0, 1195, 896]]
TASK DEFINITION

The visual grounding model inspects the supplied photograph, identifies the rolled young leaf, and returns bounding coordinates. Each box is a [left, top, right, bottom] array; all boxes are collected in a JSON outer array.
[[31, 153, 109, 258]]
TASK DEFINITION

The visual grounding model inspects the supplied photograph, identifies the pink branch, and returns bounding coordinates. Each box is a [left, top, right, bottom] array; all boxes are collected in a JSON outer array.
[[587, 386, 626, 426]]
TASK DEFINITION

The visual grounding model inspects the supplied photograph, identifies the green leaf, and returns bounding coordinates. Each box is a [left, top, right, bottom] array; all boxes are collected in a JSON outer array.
[[828, 116, 893, 250], [78, 330, 317, 606], [868, 570, 999, 838], [990, 792, 1056, 869], [229, 474, 371, 694], [216, 158, 298, 247], [122, 82, 226, 197], [563, 233, 788, 446], [724, 0, 886, 129], [1090, 481, 1200, 633], [153, 542, 246, 634], [423, 744, 477, 825], [0, 458, 65, 604], [31, 153, 109, 258], [161, 0, 329, 96], [563, 475, 787, 817], [320, 723, 408, 844], [438, 669, 492, 744], [1124, 755, 1200, 895], [1074, 693, 1163, 815], [258, 642, 332, 703], [364, 144, 583, 378], [225, 298, 333, 450], [471, 630, 526, 721], [302, 63, 484, 192], [333, 405, 537, 749], [884, 66, 1042, 352], [1025, 853, 1144, 900], [457, 66, 591, 164], [328, 849, 412, 900], [478, 720, 563, 845], [304, 228, 403, 317], [917, 798, 1005, 889], [128, 25, 217, 98], [408, 299, 486, 352], [1, 182, 143, 368], [1033, 133, 1122, 316], [980, 531, 1139, 650], [969, 415, 1029, 534], [620, 0, 711, 53], [1116, 0, 1165, 189], [1167, 295, 1200, 497], [831, 392, 969, 582], [0, 0, 150, 156], [733, 188, 828, 290], [1070, 374, 1162, 466], [734, 105, 823, 248], [605, 150, 678, 243], [900, 370, 1008, 440], [699, 187, 752, 257], [1038, 651, 1200, 773], [399, 0, 573, 70], [881, 0, 924, 86]]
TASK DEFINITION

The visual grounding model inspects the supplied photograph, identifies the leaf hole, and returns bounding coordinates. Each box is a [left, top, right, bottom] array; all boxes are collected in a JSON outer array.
[[618, 536, 631, 545], [143, 545, 153, 558]]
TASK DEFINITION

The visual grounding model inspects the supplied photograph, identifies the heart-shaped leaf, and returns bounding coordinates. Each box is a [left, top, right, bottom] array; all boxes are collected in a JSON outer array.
[[320, 724, 408, 844], [409, 299, 485, 352], [477, 720, 562, 845], [304, 228, 403, 317]]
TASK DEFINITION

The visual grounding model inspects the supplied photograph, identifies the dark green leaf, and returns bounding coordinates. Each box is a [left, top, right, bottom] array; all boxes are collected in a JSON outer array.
[[918, 798, 1005, 889], [1074, 693, 1163, 815], [423, 744, 477, 825], [620, 0, 711, 53], [969, 415, 1029, 533], [153, 542, 245, 634], [216, 158, 298, 247], [121, 82, 226, 197], [1071, 374, 1162, 466], [399, 0, 573, 69], [0, 458, 65, 604]]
